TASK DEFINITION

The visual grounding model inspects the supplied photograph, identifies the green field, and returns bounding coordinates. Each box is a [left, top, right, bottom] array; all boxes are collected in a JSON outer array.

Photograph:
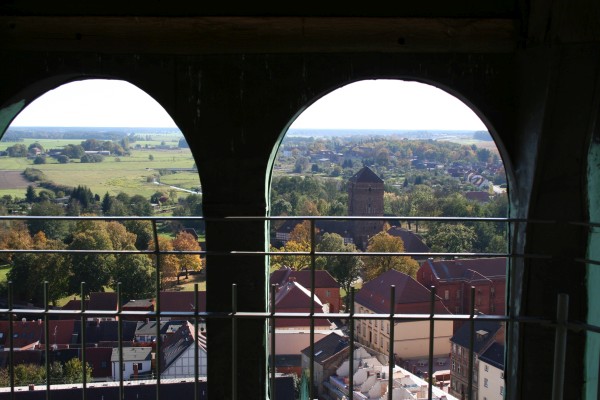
[[0, 138, 201, 199]]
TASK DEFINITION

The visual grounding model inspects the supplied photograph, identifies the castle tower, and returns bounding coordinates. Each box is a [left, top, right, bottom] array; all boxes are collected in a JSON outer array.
[[347, 166, 385, 250]]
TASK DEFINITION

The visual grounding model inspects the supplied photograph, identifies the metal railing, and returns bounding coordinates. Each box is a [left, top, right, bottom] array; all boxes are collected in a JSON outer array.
[[0, 214, 595, 400]]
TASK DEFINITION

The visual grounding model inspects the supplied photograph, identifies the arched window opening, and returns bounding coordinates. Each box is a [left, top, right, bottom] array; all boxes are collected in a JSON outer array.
[[268, 79, 509, 400], [0, 79, 205, 385]]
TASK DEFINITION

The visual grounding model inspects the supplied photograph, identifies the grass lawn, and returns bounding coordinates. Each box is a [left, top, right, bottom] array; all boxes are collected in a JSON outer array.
[[0, 146, 200, 199]]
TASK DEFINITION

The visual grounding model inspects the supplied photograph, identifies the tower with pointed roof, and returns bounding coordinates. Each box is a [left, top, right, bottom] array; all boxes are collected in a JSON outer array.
[[347, 166, 385, 249]]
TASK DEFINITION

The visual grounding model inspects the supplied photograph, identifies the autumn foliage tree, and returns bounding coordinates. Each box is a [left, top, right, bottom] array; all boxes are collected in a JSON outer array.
[[361, 231, 420, 281], [172, 231, 203, 277], [270, 221, 316, 271], [148, 236, 180, 288]]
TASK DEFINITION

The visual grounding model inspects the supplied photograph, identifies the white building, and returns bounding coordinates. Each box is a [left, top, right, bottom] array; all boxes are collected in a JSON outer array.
[[160, 321, 208, 379], [111, 347, 153, 381], [477, 342, 505, 400]]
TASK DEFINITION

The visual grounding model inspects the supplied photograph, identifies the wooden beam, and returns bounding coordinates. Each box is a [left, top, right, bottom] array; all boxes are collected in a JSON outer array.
[[0, 16, 519, 54]]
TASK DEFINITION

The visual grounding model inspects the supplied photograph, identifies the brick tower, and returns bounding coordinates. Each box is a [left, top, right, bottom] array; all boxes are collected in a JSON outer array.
[[347, 166, 385, 250]]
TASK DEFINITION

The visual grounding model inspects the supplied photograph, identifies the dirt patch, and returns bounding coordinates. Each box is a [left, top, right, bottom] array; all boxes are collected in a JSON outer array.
[[0, 171, 33, 189]]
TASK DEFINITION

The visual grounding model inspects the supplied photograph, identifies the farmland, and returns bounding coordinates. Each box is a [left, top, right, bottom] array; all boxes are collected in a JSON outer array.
[[0, 134, 201, 199]]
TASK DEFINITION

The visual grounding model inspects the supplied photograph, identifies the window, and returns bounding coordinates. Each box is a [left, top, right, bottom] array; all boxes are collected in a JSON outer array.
[[445, 290, 450, 300], [500, 386, 504, 396], [484, 378, 488, 387], [456, 289, 461, 299], [485, 364, 489, 372], [501, 371, 504, 379]]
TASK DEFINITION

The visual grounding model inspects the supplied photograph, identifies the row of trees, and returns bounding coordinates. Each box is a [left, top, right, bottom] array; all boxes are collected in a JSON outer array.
[[0, 359, 91, 387], [1, 219, 202, 305]]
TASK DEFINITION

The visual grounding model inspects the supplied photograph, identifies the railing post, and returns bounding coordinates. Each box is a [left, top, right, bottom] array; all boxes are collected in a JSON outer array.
[[388, 285, 396, 400], [552, 294, 569, 400], [468, 286, 475, 400], [231, 283, 238, 400], [428, 286, 436, 400]]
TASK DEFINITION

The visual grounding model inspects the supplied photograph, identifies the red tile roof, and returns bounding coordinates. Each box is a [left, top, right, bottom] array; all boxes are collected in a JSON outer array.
[[356, 270, 450, 314], [386, 226, 431, 254], [158, 291, 206, 313], [270, 267, 340, 289], [88, 292, 117, 311], [423, 257, 507, 282]]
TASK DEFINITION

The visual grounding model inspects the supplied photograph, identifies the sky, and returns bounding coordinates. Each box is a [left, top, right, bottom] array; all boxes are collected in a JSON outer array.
[[10, 79, 488, 131]]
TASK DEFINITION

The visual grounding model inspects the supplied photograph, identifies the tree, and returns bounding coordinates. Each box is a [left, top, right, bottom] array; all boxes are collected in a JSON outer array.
[[172, 231, 203, 277], [25, 185, 37, 203], [28, 200, 71, 240], [316, 233, 363, 310], [148, 236, 180, 288], [124, 220, 153, 250], [63, 358, 93, 384], [111, 252, 156, 301], [148, 154, 154, 161], [8, 232, 69, 305], [361, 231, 420, 281], [7, 144, 27, 157], [425, 223, 477, 254], [67, 221, 116, 295], [33, 155, 46, 164], [129, 194, 153, 215]]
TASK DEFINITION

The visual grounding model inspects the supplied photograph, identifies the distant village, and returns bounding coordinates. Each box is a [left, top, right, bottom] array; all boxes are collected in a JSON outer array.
[[0, 166, 506, 400]]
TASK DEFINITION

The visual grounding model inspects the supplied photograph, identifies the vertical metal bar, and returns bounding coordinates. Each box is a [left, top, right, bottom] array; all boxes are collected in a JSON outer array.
[[388, 285, 395, 400], [231, 283, 238, 400], [270, 284, 276, 400], [117, 282, 124, 400], [194, 283, 199, 400], [467, 286, 476, 400], [8, 281, 14, 400], [80, 282, 87, 400], [552, 294, 569, 400], [44, 281, 50, 398], [151, 219, 161, 399], [428, 286, 436, 400], [348, 287, 355, 399], [309, 219, 316, 400]]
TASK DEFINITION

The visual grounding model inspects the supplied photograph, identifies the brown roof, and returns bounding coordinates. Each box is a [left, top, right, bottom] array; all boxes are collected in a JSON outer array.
[[86, 347, 113, 378], [348, 166, 383, 184], [386, 226, 430, 254], [88, 292, 118, 311], [158, 291, 206, 313], [423, 257, 507, 282], [355, 269, 450, 314], [270, 267, 340, 289]]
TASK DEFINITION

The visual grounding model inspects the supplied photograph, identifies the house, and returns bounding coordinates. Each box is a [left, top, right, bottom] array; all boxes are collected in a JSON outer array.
[[300, 331, 351, 396], [158, 291, 206, 323], [478, 342, 505, 400], [160, 321, 207, 379], [274, 329, 332, 376], [122, 298, 154, 321], [111, 347, 153, 381], [85, 319, 138, 347], [417, 258, 507, 317], [134, 319, 186, 344], [449, 320, 504, 400], [354, 270, 453, 359], [274, 279, 331, 329], [87, 292, 118, 321], [270, 267, 342, 313]]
